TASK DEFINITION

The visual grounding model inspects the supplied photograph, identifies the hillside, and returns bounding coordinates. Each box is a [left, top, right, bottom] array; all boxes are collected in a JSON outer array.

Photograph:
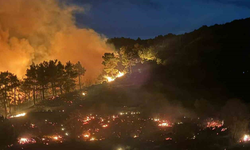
[[107, 18, 250, 103]]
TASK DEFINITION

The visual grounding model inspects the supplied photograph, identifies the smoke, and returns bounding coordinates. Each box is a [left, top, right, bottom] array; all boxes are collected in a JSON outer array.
[[0, 0, 112, 81]]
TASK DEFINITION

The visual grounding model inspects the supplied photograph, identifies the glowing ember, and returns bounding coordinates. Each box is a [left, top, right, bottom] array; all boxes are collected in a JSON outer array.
[[154, 118, 160, 122], [221, 128, 227, 132], [82, 92, 86, 96], [206, 119, 224, 128], [53, 136, 58, 140], [9, 113, 26, 118], [165, 137, 172, 141], [19, 138, 28, 144], [158, 122, 169, 127], [18, 138, 36, 144], [243, 134, 250, 142], [90, 137, 96, 141], [102, 124, 108, 128], [83, 134, 90, 138]]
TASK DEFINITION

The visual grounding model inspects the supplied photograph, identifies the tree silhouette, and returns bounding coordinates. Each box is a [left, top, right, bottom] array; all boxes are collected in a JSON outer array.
[[0, 71, 19, 118], [56, 61, 65, 95], [47, 60, 58, 96], [64, 61, 78, 93], [37, 61, 49, 100], [74, 61, 86, 90], [25, 63, 38, 104]]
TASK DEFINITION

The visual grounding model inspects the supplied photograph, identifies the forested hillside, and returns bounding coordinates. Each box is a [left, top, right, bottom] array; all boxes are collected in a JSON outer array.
[[105, 18, 250, 103]]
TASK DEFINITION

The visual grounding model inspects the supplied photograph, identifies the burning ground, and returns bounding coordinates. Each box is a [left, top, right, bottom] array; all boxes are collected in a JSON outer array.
[[0, 84, 249, 150]]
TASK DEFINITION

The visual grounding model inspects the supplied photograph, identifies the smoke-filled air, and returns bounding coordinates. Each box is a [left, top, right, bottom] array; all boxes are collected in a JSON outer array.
[[0, 0, 112, 81]]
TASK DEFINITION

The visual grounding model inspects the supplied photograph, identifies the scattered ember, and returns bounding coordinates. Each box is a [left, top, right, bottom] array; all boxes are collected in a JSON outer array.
[[206, 119, 224, 128], [18, 138, 36, 144], [165, 137, 172, 141]]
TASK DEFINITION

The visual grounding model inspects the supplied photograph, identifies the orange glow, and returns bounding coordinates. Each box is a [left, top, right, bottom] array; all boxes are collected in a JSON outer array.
[[0, 0, 112, 82], [102, 124, 108, 128], [104, 72, 125, 82], [19, 138, 28, 144], [116, 72, 124, 78], [104, 76, 115, 82], [243, 134, 250, 142], [83, 134, 90, 138], [9, 113, 26, 118], [158, 122, 169, 127]]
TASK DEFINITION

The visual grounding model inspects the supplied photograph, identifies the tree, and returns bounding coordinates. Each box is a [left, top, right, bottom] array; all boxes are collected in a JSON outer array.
[[47, 60, 58, 96], [102, 53, 119, 76], [0, 71, 19, 118], [37, 61, 49, 100], [138, 47, 161, 64], [25, 63, 38, 104], [74, 61, 86, 90], [64, 61, 77, 93], [56, 61, 65, 95], [221, 99, 249, 141], [19, 80, 32, 102], [120, 44, 141, 73]]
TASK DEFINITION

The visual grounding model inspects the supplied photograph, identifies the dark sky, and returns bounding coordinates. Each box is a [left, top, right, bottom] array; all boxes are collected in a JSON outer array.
[[70, 0, 250, 39]]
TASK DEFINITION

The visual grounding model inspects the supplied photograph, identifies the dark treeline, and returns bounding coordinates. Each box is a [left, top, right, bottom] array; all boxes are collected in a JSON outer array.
[[0, 60, 86, 118], [105, 17, 250, 102]]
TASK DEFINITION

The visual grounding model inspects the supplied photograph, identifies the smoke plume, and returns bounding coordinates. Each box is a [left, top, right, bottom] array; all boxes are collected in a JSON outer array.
[[0, 0, 112, 82]]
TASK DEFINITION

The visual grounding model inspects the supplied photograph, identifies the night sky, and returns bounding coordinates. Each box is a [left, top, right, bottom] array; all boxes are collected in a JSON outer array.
[[70, 0, 250, 39]]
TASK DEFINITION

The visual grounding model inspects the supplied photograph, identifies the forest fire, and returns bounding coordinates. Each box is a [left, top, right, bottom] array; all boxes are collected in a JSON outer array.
[[104, 72, 125, 82], [1, 0, 250, 150], [105, 76, 115, 82]]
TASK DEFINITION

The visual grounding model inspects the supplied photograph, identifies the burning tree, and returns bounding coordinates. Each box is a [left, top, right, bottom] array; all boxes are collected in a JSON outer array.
[[102, 53, 119, 77], [0, 71, 19, 118]]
